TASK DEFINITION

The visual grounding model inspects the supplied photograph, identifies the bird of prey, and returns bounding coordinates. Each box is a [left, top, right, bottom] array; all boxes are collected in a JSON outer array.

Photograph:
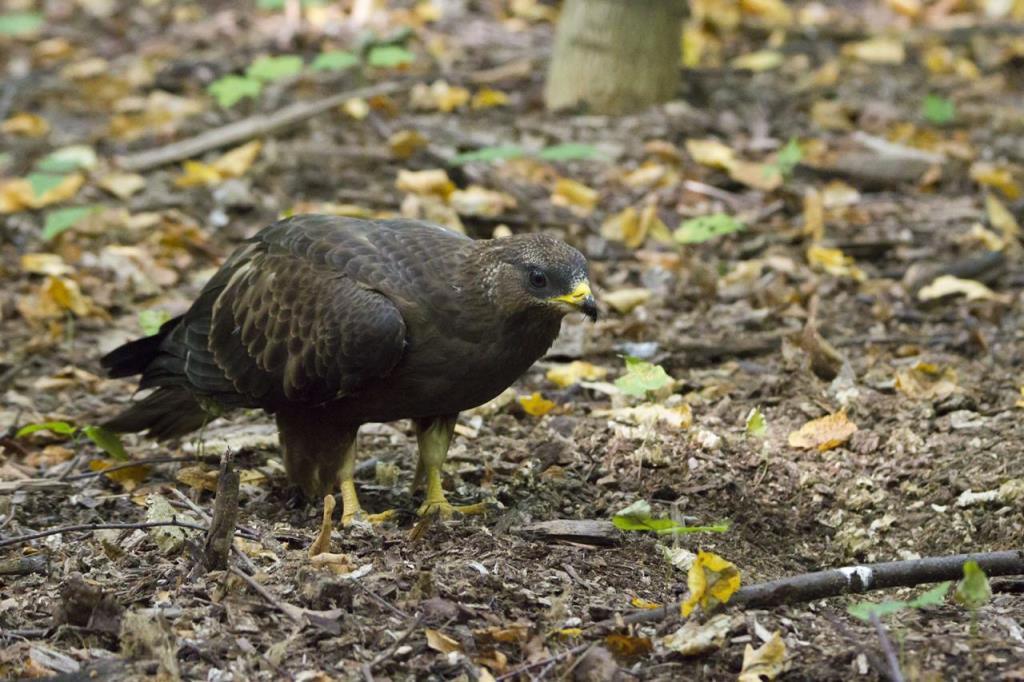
[[101, 215, 597, 524]]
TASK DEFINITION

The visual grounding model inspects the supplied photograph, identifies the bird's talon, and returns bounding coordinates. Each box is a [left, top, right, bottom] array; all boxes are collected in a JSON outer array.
[[341, 509, 397, 527], [417, 500, 491, 519]]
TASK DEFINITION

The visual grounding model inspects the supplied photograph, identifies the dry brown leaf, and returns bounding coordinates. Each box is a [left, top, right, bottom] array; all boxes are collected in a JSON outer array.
[[803, 188, 824, 241], [810, 100, 853, 131], [970, 162, 1020, 200], [98, 172, 146, 199], [449, 185, 516, 217], [396, 169, 455, 198], [738, 631, 788, 681], [731, 50, 784, 71], [425, 628, 462, 655], [918, 275, 1008, 303], [411, 80, 471, 112], [806, 245, 866, 281], [685, 138, 735, 169], [985, 192, 1021, 240], [388, 129, 428, 159], [841, 38, 906, 64], [0, 173, 85, 213], [604, 634, 653, 659], [21, 253, 72, 277], [894, 362, 959, 401], [787, 410, 857, 451], [662, 614, 732, 657], [727, 159, 782, 192], [603, 287, 652, 314], [175, 465, 219, 492]]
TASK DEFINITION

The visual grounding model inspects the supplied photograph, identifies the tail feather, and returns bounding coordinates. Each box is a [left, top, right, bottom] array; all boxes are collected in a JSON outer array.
[[100, 316, 183, 378], [103, 387, 209, 440]]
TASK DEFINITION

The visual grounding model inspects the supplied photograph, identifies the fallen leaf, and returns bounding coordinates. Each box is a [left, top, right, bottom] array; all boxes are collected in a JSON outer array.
[[98, 172, 146, 199], [425, 628, 462, 655], [745, 407, 767, 437], [2, 112, 49, 137], [680, 551, 741, 616], [985, 192, 1021, 240], [787, 410, 857, 451], [449, 185, 516, 217], [738, 631, 788, 681], [411, 80, 470, 112], [210, 140, 263, 176], [919, 275, 1008, 303], [388, 129, 427, 159], [685, 138, 735, 169], [727, 158, 782, 191], [894, 362, 959, 401], [89, 459, 149, 491], [146, 494, 195, 555], [741, 0, 793, 26], [731, 50, 784, 71], [0, 173, 84, 213], [842, 38, 905, 64], [396, 169, 455, 198], [803, 188, 824, 241], [550, 178, 599, 216], [604, 634, 653, 659], [21, 253, 72, 276], [615, 357, 673, 398], [806, 245, 865, 281], [631, 597, 661, 609], [662, 614, 732, 656], [471, 87, 509, 109], [599, 403, 693, 430], [518, 392, 555, 417], [970, 162, 1020, 200], [603, 287, 652, 314], [674, 214, 745, 244], [955, 561, 992, 610], [546, 361, 608, 388]]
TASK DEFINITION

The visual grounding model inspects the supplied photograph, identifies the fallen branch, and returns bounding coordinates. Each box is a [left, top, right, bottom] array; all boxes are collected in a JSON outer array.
[[870, 612, 905, 682], [63, 455, 215, 481], [0, 520, 211, 549], [591, 550, 1024, 629], [117, 80, 406, 171], [229, 565, 345, 634]]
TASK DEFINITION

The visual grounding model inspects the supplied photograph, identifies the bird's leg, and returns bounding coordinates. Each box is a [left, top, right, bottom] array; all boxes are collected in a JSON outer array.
[[414, 415, 489, 519], [338, 431, 395, 526]]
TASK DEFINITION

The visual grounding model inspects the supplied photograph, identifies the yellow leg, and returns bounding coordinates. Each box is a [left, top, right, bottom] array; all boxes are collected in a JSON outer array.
[[338, 432, 396, 526], [415, 416, 489, 519]]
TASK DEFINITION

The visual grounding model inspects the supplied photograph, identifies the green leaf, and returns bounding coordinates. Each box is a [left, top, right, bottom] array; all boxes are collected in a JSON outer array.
[[773, 138, 802, 177], [208, 75, 263, 108], [246, 55, 305, 82], [955, 561, 992, 610], [451, 145, 526, 165], [311, 50, 359, 72], [538, 143, 602, 162], [612, 501, 728, 535], [923, 94, 955, 125], [367, 45, 415, 68], [82, 425, 130, 461], [27, 172, 68, 197], [745, 407, 767, 437], [35, 145, 97, 174], [43, 205, 99, 240], [614, 356, 673, 398], [847, 599, 909, 621], [673, 213, 746, 244], [16, 421, 78, 438], [0, 12, 44, 36], [138, 309, 171, 336], [909, 581, 951, 608]]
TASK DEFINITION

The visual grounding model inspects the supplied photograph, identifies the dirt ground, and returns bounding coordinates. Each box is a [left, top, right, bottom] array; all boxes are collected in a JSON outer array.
[[3, 1, 1024, 680]]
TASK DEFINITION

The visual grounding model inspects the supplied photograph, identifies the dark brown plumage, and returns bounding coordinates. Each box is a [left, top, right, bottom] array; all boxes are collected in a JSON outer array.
[[101, 215, 596, 522]]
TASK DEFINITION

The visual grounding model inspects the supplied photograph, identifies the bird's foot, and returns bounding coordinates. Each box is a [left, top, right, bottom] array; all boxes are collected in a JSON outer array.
[[417, 499, 491, 519], [340, 508, 398, 527]]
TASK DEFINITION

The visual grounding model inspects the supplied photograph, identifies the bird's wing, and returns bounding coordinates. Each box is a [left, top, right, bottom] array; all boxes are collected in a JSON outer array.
[[198, 228, 407, 407]]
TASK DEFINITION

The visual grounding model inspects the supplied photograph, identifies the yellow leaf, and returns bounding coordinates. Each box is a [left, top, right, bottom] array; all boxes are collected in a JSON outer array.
[[630, 597, 661, 609], [787, 410, 857, 451], [842, 38, 906, 64], [604, 634, 653, 658], [810, 100, 853, 131], [885, 0, 922, 17], [471, 87, 509, 109], [1016, 387, 1024, 409], [680, 550, 741, 617], [98, 172, 147, 199], [89, 459, 150, 491], [918, 275, 1008, 303], [806, 245, 865, 281], [738, 631, 788, 681], [557, 628, 583, 638], [603, 287, 652, 314], [731, 50, 784, 71], [2, 112, 50, 137], [741, 0, 793, 26], [803, 188, 824, 242], [388, 129, 428, 159], [0, 173, 85, 213], [681, 23, 712, 68], [727, 159, 782, 192], [308, 495, 335, 558], [546, 361, 608, 388], [622, 162, 676, 190], [42, 275, 93, 317], [519, 392, 555, 417], [602, 207, 647, 248], [894, 362, 959, 401], [21, 253, 72, 276], [411, 80, 470, 112], [970, 163, 1020, 200], [176, 465, 219, 492], [985, 192, 1021, 240], [685, 138, 736, 169], [342, 98, 370, 119], [449, 185, 517, 217], [211, 140, 263, 177], [396, 169, 455, 198], [175, 160, 223, 188], [425, 629, 462, 655], [551, 178, 599, 215]]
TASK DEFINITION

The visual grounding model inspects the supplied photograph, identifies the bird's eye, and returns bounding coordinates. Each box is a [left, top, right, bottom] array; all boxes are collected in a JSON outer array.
[[528, 270, 548, 289]]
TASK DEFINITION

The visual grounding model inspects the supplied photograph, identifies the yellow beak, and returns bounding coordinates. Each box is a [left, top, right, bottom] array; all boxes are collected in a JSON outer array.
[[550, 281, 598, 321]]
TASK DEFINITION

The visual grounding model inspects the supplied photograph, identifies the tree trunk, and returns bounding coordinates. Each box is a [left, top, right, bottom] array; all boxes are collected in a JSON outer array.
[[544, 0, 684, 115]]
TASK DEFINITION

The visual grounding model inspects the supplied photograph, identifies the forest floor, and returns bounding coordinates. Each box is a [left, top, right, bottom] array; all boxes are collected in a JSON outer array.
[[2, 1, 1024, 680]]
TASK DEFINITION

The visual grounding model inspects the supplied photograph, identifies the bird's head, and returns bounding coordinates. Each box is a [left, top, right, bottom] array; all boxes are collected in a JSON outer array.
[[482, 234, 597, 322]]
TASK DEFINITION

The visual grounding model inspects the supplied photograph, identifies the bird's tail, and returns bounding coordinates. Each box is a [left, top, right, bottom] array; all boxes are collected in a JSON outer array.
[[103, 387, 210, 440]]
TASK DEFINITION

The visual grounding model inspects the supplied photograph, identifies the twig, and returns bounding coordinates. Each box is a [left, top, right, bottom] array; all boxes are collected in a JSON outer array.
[[117, 81, 407, 171], [870, 612, 905, 682], [495, 643, 589, 681], [351, 578, 412, 621], [229, 565, 306, 625], [204, 452, 240, 571], [363, 614, 425, 677], [62, 455, 214, 481], [0, 520, 211, 549], [167, 487, 261, 547], [825, 614, 893, 681], [589, 550, 1024, 630]]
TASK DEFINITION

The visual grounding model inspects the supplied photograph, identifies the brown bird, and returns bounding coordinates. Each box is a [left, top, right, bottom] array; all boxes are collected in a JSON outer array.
[[101, 215, 597, 524]]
